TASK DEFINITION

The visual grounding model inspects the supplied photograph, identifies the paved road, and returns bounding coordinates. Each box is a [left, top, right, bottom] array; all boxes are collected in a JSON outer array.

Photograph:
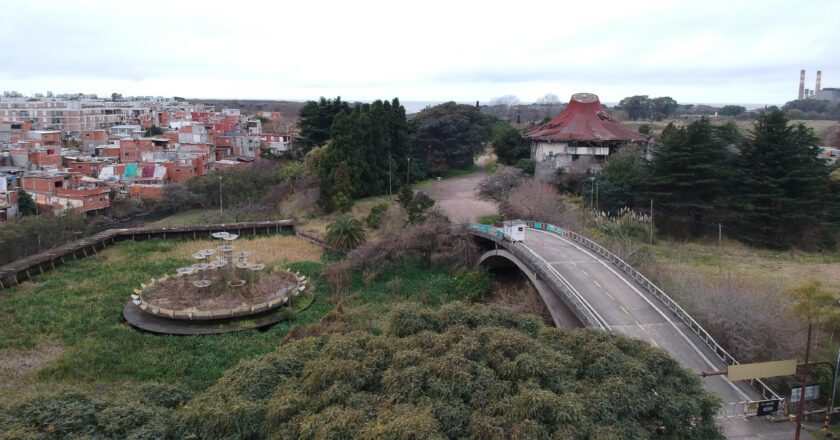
[[522, 228, 760, 404]]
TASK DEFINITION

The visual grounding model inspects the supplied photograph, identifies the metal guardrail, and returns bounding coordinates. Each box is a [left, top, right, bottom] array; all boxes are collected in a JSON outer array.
[[521, 221, 784, 410], [464, 224, 610, 331]]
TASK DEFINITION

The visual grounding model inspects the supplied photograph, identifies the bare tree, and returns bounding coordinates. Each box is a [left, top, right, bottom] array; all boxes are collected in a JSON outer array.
[[490, 95, 521, 121], [476, 167, 525, 202], [500, 180, 581, 230], [535, 94, 561, 118], [490, 95, 521, 107]]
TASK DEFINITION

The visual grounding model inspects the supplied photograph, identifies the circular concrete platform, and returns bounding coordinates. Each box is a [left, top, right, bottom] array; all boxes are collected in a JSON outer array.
[[123, 294, 314, 335]]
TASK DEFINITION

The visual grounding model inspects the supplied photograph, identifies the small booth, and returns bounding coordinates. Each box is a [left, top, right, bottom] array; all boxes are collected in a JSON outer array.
[[502, 220, 526, 242]]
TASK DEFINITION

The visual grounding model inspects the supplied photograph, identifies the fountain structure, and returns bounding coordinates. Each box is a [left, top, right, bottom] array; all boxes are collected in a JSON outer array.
[[123, 232, 309, 334]]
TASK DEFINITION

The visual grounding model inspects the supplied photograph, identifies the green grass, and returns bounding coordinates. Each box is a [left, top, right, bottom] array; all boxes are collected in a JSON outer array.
[[0, 236, 467, 403], [0, 239, 331, 400], [476, 214, 502, 225], [441, 164, 478, 178], [414, 164, 480, 189]]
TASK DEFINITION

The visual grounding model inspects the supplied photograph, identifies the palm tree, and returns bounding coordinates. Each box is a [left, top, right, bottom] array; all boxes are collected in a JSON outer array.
[[324, 216, 367, 249]]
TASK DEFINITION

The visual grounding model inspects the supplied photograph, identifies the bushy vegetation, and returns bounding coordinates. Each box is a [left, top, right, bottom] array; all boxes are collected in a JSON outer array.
[[451, 267, 494, 301], [348, 220, 479, 276], [0, 213, 101, 265], [184, 166, 279, 208], [364, 202, 389, 229], [491, 121, 531, 165], [1, 304, 723, 439], [397, 186, 435, 223]]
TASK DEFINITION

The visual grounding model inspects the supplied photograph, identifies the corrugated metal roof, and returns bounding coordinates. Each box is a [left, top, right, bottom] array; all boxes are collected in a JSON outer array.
[[523, 93, 643, 142]]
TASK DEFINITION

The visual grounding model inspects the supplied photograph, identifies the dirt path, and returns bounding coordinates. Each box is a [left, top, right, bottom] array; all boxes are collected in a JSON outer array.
[[418, 154, 498, 223]]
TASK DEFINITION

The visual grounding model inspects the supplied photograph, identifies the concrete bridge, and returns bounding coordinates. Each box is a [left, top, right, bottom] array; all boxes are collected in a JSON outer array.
[[466, 222, 784, 420]]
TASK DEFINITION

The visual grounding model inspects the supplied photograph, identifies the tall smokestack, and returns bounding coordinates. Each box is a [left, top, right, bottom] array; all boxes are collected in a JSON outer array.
[[799, 69, 806, 100], [816, 70, 822, 92]]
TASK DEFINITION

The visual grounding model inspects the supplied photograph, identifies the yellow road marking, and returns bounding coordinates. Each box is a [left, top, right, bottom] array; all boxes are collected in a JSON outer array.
[[581, 270, 589, 277], [651, 338, 660, 348], [593, 280, 601, 288], [635, 321, 645, 331], [560, 253, 566, 258], [620, 306, 629, 315], [605, 291, 615, 300], [571, 261, 577, 267]]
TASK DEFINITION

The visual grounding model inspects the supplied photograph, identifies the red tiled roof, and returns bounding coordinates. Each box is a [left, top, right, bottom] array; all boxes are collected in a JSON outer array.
[[523, 93, 643, 142]]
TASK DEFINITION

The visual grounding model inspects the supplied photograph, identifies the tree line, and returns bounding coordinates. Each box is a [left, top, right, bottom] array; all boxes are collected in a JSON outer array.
[[294, 97, 497, 212], [590, 110, 839, 248]]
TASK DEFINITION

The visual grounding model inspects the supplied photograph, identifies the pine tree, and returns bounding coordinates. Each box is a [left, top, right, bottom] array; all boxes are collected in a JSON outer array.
[[732, 111, 827, 247], [333, 162, 354, 213], [646, 118, 731, 233], [397, 185, 414, 209], [18, 189, 37, 216]]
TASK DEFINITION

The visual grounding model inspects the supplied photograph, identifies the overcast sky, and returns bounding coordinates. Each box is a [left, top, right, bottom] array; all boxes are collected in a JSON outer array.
[[2, 0, 838, 107]]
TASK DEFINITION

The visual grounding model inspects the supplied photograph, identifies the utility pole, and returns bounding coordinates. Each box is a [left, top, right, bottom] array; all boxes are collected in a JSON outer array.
[[795, 321, 813, 440], [595, 180, 599, 213], [427, 145, 431, 170], [218, 176, 223, 224], [649, 199, 654, 245], [718, 223, 722, 275], [823, 343, 840, 435]]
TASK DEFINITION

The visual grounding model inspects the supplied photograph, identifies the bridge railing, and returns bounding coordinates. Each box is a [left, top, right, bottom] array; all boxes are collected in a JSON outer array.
[[524, 221, 783, 406], [463, 224, 610, 331]]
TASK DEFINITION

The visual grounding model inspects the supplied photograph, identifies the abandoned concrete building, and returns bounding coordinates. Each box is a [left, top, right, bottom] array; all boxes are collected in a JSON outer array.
[[522, 93, 645, 181]]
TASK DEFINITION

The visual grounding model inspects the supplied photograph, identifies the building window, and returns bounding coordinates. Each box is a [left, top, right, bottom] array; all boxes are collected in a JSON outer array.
[[55, 181, 63, 188]]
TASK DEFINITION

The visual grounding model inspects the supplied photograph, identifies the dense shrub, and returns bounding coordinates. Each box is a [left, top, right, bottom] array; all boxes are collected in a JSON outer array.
[[0, 385, 184, 440], [185, 167, 279, 207], [514, 158, 536, 175], [365, 202, 389, 228], [0, 213, 101, 265], [0, 304, 723, 439], [348, 220, 479, 274], [450, 267, 494, 301]]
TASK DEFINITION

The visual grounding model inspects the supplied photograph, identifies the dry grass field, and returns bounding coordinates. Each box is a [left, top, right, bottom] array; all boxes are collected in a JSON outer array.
[[621, 118, 838, 143], [165, 234, 323, 265], [649, 238, 840, 292]]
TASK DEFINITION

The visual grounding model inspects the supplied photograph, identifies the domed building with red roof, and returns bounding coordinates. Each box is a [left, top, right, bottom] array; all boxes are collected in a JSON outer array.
[[522, 93, 646, 180]]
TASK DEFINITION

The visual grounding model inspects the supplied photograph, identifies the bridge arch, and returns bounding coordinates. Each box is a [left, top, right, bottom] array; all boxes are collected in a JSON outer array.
[[478, 249, 582, 329]]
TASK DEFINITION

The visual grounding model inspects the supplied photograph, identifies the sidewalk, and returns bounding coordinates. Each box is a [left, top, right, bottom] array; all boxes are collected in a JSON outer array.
[[720, 416, 818, 439]]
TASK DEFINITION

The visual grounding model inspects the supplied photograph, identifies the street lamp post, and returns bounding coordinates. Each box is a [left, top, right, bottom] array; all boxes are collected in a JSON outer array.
[[218, 176, 223, 224], [823, 302, 840, 434]]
